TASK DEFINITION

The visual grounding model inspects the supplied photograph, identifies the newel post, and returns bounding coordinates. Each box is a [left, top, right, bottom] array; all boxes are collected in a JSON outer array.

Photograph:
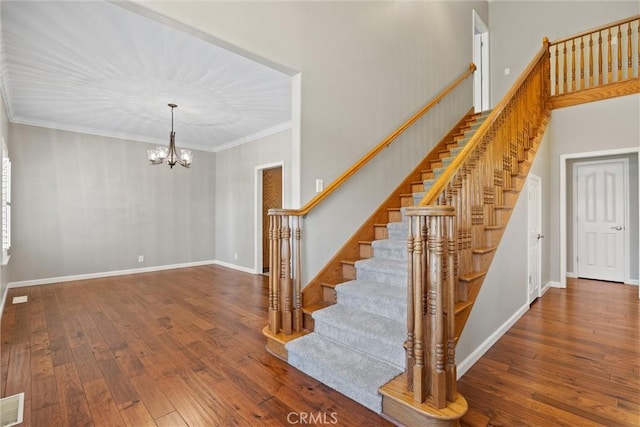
[[267, 209, 303, 336], [404, 205, 457, 408]]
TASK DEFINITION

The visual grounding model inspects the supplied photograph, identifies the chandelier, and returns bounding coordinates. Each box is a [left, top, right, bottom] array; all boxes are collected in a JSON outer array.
[[147, 103, 192, 168]]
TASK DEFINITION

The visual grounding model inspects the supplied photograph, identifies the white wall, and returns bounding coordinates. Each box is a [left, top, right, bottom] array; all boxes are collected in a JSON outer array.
[[8, 123, 216, 283], [215, 128, 292, 271]]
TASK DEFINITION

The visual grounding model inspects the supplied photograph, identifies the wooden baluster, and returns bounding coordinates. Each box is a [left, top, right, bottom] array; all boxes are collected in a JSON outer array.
[[427, 213, 445, 408], [412, 214, 426, 403], [598, 31, 603, 85], [617, 26, 623, 81], [268, 215, 276, 333], [269, 215, 282, 333], [554, 45, 559, 95], [571, 39, 576, 91], [589, 34, 594, 87], [562, 42, 568, 93], [579, 37, 585, 90], [627, 22, 633, 78], [281, 216, 292, 335], [607, 28, 613, 83], [405, 216, 415, 391], [293, 216, 302, 332], [446, 214, 457, 401]]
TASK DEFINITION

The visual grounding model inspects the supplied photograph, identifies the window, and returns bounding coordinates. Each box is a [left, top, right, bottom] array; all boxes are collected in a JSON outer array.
[[2, 138, 10, 265]]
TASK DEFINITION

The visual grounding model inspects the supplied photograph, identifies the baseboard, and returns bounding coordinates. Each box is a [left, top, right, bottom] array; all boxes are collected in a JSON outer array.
[[548, 281, 565, 288], [565, 272, 577, 278], [541, 281, 553, 296], [457, 302, 529, 378], [212, 260, 257, 275], [6, 260, 217, 289], [626, 279, 639, 285]]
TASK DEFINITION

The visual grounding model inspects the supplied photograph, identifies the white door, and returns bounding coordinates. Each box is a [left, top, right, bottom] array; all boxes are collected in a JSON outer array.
[[528, 175, 542, 304], [576, 160, 627, 282], [473, 11, 490, 113]]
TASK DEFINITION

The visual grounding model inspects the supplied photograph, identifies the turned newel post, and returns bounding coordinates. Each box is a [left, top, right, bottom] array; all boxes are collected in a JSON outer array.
[[405, 205, 457, 408], [268, 214, 281, 334]]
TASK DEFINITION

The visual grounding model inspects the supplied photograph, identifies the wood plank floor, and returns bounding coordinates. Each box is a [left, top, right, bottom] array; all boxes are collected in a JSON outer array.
[[459, 278, 639, 427], [0, 266, 393, 426], [1, 268, 638, 426]]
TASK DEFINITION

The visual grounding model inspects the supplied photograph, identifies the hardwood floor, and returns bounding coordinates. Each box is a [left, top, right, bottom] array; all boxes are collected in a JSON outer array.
[[1, 268, 638, 426], [0, 266, 392, 426], [459, 278, 639, 427]]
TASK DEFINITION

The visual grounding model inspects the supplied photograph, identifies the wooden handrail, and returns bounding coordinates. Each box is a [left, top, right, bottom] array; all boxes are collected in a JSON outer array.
[[275, 62, 476, 217], [550, 14, 639, 45], [418, 41, 549, 207]]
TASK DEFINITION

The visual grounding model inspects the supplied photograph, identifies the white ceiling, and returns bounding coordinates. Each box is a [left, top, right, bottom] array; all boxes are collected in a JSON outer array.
[[0, 1, 292, 152]]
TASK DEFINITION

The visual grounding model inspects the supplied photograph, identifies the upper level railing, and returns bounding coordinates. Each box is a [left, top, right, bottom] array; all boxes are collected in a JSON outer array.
[[266, 64, 476, 337], [548, 15, 640, 107]]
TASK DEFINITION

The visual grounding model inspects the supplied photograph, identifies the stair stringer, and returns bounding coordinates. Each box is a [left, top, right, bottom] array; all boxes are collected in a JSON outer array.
[[299, 107, 477, 325]]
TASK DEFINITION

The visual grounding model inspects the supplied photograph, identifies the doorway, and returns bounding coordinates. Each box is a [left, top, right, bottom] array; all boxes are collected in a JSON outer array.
[[528, 174, 542, 304], [574, 159, 628, 283], [473, 10, 490, 113], [257, 165, 283, 274]]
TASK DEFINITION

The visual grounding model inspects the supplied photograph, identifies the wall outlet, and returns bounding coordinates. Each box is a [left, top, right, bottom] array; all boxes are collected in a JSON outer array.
[[138, 255, 144, 263], [234, 253, 238, 260], [504, 68, 510, 76], [315, 179, 324, 193]]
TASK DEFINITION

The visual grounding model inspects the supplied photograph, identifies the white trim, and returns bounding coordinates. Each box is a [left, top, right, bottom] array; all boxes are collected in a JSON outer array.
[[560, 147, 639, 288], [565, 272, 578, 278], [254, 161, 285, 275], [6, 260, 216, 288], [213, 121, 293, 153], [457, 303, 529, 378], [212, 260, 256, 275], [548, 280, 564, 289], [0, 392, 25, 427], [627, 279, 639, 285], [472, 10, 490, 113], [541, 281, 553, 296], [290, 73, 302, 208]]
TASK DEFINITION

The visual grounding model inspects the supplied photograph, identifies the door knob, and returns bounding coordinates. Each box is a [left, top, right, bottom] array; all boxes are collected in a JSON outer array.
[[610, 226, 623, 231], [537, 233, 544, 240]]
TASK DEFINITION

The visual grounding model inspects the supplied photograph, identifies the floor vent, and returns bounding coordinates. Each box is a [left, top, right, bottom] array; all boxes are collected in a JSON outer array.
[[11, 296, 27, 304], [0, 393, 24, 427]]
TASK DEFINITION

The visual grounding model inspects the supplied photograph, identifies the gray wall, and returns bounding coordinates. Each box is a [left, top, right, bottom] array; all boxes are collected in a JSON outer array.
[[489, 1, 640, 104], [548, 95, 640, 283], [141, 1, 489, 282], [0, 97, 8, 299], [215, 129, 292, 271], [8, 123, 215, 283]]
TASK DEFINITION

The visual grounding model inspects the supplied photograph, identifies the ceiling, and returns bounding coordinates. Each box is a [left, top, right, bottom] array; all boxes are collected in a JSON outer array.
[[0, 1, 292, 152]]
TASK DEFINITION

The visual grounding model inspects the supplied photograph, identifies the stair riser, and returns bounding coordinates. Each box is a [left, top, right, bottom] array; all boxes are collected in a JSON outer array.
[[473, 251, 494, 272], [375, 225, 388, 240], [342, 263, 356, 280], [322, 286, 337, 304], [314, 321, 405, 368], [360, 243, 373, 259], [388, 210, 403, 223], [387, 223, 409, 241]]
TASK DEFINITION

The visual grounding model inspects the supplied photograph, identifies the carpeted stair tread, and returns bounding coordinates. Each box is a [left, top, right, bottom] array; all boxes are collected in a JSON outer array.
[[336, 279, 406, 323], [312, 304, 405, 368], [355, 257, 407, 285], [371, 239, 407, 262], [286, 334, 403, 413]]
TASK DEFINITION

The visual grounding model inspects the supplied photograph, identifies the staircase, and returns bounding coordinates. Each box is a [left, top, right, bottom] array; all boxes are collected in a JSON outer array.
[[264, 15, 640, 427], [285, 112, 492, 413]]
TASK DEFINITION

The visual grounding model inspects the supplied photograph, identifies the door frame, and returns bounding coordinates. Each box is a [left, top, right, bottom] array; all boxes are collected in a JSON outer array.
[[560, 147, 639, 288], [472, 10, 490, 112], [572, 158, 629, 283], [528, 174, 542, 303], [255, 161, 285, 274]]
